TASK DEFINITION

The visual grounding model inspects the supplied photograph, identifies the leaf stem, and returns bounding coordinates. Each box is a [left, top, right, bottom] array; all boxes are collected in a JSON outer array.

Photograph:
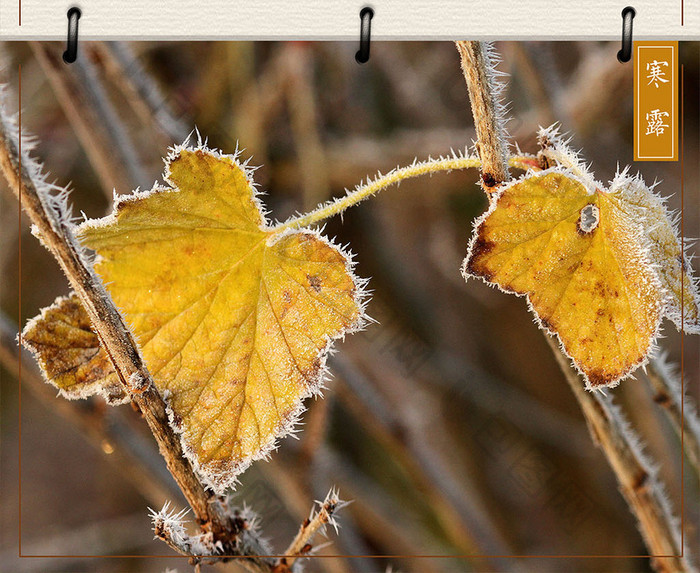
[[274, 155, 479, 231], [274, 154, 536, 232]]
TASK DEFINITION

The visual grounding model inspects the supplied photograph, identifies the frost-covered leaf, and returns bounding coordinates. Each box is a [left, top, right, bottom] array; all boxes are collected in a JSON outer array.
[[606, 172, 700, 332], [71, 143, 366, 492], [22, 293, 127, 404], [463, 132, 699, 388]]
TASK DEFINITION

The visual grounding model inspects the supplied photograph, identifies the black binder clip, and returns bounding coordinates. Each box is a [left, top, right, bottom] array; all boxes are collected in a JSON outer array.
[[355, 7, 374, 64], [617, 7, 635, 63], [62, 7, 82, 64]]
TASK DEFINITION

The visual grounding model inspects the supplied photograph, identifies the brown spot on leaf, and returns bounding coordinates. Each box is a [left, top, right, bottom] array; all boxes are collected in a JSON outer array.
[[307, 274, 322, 293], [466, 234, 496, 280], [586, 368, 618, 387], [280, 290, 292, 319], [302, 357, 323, 383]]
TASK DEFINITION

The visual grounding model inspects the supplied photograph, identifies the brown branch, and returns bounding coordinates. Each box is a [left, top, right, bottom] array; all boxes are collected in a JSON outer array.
[[456, 41, 510, 191], [276, 490, 346, 572], [546, 338, 693, 573], [0, 88, 273, 572], [646, 356, 700, 473], [257, 459, 354, 573]]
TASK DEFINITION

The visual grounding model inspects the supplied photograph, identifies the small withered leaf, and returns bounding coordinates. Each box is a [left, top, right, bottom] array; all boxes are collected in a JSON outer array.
[[22, 293, 126, 404]]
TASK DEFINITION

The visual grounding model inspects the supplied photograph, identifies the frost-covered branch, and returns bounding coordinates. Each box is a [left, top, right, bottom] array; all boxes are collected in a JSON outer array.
[[149, 501, 275, 572], [0, 86, 254, 560], [276, 489, 348, 571], [547, 337, 694, 573], [455, 41, 511, 191], [646, 355, 700, 472]]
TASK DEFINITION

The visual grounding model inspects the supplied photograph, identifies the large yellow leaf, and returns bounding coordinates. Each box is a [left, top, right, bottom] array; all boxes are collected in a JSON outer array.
[[75, 145, 366, 491], [463, 165, 699, 389]]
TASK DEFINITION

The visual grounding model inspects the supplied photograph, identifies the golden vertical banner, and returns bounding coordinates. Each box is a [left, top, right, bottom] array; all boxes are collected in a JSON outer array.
[[634, 41, 678, 161]]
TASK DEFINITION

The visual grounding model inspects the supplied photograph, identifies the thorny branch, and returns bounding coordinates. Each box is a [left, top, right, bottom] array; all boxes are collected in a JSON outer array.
[[548, 338, 694, 573], [456, 41, 510, 191], [275, 490, 347, 572], [459, 40, 696, 572], [0, 87, 273, 572], [646, 356, 700, 473]]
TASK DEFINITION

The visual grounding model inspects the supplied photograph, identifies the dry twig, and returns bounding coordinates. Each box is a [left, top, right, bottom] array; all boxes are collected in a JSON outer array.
[[455, 41, 510, 190], [276, 489, 347, 572], [547, 338, 694, 573], [646, 356, 700, 472], [0, 85, 272, 572]]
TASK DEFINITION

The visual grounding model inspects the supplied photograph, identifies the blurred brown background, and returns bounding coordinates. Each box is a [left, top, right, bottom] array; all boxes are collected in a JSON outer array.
[[0, 41, 698, 572]]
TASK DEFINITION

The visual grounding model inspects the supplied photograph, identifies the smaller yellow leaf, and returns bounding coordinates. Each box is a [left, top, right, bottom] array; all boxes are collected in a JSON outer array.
[[463, 129, 700, 388], [22, 293, 126, 404]]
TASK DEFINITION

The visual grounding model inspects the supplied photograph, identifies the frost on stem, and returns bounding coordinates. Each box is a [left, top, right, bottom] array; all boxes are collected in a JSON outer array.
[[456, 41, 511, 191], [150, 501, 223, 558], [277, 488, 349, 571]]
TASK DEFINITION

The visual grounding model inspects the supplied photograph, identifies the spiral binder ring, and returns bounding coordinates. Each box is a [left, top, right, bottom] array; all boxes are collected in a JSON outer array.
[[355, 7, 374, 64], [617, 7, 636, 63], [62, 7, 82, 64]]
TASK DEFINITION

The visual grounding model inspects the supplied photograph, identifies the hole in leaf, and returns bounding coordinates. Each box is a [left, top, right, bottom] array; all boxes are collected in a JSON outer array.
[[578, 204, 599, 234]]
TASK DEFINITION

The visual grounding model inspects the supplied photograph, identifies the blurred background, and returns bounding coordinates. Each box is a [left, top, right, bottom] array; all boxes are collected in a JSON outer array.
[[0, 41, 698, 572]]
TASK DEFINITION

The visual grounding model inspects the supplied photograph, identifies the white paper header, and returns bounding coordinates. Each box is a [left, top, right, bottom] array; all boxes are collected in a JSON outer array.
[[1, 0, 697, 40]]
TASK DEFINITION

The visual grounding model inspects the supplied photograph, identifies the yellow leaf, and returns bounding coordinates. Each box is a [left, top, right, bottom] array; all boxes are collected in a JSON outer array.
[[606, 172, 700, 333], [77, 144, 366, 491], [463, 163, 699, 388], [22, 293, 126, 404]]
